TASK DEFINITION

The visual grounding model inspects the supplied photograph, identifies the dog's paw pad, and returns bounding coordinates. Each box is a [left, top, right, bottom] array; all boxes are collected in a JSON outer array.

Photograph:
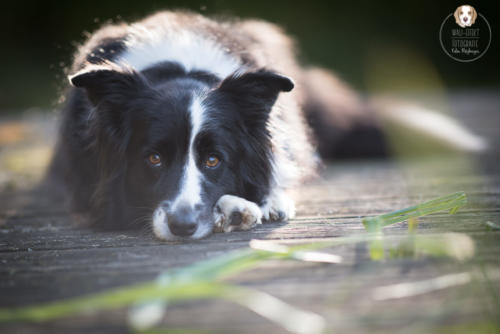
[[229, 211, 243, 226], [267, 208, 290, 222], [275, 210, 287, 221], [213, 195, 262, 233]]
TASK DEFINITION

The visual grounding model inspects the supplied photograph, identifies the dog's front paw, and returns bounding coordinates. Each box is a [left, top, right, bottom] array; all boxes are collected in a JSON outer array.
[[213, 195, 263, 233], [260, 190, 296, 222]]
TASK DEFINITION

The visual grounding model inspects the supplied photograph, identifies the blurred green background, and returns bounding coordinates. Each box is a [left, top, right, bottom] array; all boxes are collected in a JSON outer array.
[[0, 0, 498, 112]]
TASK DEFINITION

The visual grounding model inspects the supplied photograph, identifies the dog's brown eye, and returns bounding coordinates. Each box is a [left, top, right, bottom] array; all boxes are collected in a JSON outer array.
[[148, 153, 162, 167], [205, 155, 220, 168]]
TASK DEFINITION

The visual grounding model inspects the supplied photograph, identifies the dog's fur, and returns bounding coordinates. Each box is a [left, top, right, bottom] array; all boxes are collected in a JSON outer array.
[[48, 11, 485, 240], [454, 5, 477, 28]]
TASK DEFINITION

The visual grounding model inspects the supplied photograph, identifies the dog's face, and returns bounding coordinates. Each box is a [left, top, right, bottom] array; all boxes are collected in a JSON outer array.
[[70, 63, 293, 240], [454, 5, 477, 28]]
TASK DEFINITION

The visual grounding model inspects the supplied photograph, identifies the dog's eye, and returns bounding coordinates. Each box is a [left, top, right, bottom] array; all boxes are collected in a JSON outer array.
[[204, 155, 220, 168], [147, 153, 162, 167]]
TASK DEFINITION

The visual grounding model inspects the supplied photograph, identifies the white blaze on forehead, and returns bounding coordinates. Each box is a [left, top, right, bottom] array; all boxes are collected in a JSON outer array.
[[460, 6, 472, 19], [171, 96, 205, 210]]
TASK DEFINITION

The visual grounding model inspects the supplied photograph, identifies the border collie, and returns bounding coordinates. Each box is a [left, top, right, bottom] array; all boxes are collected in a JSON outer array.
[[48, 11, 485, 240]]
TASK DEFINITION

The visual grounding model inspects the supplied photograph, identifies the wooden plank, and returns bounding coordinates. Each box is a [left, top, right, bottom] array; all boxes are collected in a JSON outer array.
[[0, 93, 499, 333]]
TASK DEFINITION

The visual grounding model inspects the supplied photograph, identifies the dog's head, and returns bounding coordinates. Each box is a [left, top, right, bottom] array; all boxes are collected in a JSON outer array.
[[69, 62, 293, 240], [454, 5, 477, 28]]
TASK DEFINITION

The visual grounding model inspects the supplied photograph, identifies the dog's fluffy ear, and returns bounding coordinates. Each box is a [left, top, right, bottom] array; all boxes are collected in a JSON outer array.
[[454, 6, 461, 25], [214, 70, 294, 127], [471, 6, 477, 24], [69, 65, 146, 105], [217, 69, 294, 110]]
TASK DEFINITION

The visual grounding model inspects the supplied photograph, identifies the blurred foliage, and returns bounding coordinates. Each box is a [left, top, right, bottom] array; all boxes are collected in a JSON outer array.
[[0, 0, 499, 111]]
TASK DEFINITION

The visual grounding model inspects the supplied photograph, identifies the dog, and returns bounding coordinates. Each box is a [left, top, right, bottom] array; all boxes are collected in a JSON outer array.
[[48, 10, 486, 240], [454, 5, 477, 28]]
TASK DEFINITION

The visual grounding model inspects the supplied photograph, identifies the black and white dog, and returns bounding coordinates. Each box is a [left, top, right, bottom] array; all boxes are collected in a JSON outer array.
[[49, 11, 485, 240]]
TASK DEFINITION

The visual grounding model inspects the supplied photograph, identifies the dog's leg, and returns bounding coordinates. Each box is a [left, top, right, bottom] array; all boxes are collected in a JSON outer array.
[[260, 189, 296, 222], [213, 195, 263, 233]]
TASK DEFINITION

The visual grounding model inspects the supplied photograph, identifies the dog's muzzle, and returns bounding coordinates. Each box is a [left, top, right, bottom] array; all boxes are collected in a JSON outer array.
[[167, 206, 198, 237], [159, 201, 203, 237]]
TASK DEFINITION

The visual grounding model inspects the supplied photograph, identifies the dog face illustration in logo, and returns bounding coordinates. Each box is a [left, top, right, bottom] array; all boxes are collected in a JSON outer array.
[[454, 5, 477, 28]]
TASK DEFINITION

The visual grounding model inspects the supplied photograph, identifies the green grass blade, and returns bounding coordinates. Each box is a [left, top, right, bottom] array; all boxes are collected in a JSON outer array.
[[220, 285, 325, 334], [485, 221, 500, 230], [0, 281, 228, 323], [362, 191, 467, 231], [0, 244, 330, 324]]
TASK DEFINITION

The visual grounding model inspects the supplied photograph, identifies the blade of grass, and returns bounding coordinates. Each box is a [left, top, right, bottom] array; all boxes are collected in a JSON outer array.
[[249, 239, 342, 263], [390, 233, 475, 260], [0, 280, 326, 334], [368, 232, 385, 260], [362, 192, 467, 260], [0, 243, 331, 331], [0, 281, 226, 323], [372, 268, 500, 302], [362, 191, 467, 232], [138, 328, 215, 334], [129, 284, 327, 334], [129, 300, 168, 330], [485, 221, 500, 230], [220, 285, 326, 334], [408, 217, 419, 233], [372, 272, 472, 300]]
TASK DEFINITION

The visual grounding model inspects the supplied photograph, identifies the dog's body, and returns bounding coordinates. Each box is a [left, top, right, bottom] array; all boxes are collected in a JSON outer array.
[[49, 11, 485, 240]]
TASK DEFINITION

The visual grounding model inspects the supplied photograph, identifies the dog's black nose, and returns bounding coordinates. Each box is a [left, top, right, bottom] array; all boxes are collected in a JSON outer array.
[[463, 17, 468, 22], [167, 206, 198, 237]]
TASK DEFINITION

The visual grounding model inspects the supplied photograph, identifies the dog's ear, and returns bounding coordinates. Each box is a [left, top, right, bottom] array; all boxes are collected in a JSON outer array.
[[454, 6, 461, 24], [219, 69, 294, 101], [69, 66, 146, 105], [70, 66, 148, 170], [471, 6, 477, 24], [215, 69, 294, 121]]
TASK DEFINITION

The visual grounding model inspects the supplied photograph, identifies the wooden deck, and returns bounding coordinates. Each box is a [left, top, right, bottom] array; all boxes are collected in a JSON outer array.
[[0, 91, 499, 333]]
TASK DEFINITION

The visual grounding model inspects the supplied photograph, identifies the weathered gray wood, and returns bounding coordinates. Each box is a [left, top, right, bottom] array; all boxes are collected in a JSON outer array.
[[0, 92, 499, 333]]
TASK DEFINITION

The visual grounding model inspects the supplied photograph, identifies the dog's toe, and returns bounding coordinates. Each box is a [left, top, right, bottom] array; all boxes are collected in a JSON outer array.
[[276, 210, 287, 221], [261, 191, 296, 222], [229, 211, 243, 226]]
